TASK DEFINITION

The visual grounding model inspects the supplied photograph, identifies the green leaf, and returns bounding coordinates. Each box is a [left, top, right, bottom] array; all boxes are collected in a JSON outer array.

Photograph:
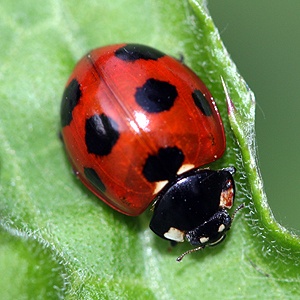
[[1, 0, 299, 299]]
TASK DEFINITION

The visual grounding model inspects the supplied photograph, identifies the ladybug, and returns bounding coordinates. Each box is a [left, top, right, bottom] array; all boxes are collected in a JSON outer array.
[[60, 43, 241, 261]]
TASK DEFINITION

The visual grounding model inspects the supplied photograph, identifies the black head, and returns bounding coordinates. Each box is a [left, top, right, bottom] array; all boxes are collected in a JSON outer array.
[[185, 208, 232, 246]]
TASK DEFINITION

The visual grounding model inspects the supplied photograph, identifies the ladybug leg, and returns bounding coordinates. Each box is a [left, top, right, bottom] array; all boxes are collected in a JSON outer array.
[[58, 131, 64, 142], [72, 168, 80, 176], [172, 52, 184, 63], [170, 240, 178, 247], [177, 53, 184, 63]]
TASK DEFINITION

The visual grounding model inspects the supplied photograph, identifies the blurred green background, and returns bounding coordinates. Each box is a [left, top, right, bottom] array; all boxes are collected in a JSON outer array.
[[209, 1, 300, 231]]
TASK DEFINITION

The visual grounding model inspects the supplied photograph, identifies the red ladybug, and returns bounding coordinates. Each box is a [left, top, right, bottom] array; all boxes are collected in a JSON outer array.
[[61, 44, 240, 261]]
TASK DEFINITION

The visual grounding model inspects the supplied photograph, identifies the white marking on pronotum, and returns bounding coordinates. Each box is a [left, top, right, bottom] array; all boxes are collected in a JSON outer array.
[[220, 184, 234, 208], [164, 227, 185, 242]]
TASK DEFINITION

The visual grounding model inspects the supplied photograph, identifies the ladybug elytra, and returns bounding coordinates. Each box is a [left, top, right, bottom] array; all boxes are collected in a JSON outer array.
[[60, 43, 241, 261]]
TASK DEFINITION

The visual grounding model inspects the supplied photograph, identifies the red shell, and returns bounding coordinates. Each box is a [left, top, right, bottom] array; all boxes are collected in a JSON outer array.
[[61, 44, 225, 216]]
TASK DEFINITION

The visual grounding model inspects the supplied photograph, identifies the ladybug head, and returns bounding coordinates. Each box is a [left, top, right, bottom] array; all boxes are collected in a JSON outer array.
[[185, 208, 233, 247], [176, 203, 244, 262]]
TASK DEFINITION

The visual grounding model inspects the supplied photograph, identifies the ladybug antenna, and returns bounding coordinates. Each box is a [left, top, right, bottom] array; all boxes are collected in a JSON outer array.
[[176, 245, 204, 262], [231, 203, 245, 221]]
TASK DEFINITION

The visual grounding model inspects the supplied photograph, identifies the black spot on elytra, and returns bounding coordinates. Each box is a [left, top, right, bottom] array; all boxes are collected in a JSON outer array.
[[143, 146, 185, 182], [85, 114, 120, 156], [115, 44, 165, 62], [61, 79, 81, 127], [192, 89, 212, 116], [84, 167, 106, 193], [135, 79, 178, 113]]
